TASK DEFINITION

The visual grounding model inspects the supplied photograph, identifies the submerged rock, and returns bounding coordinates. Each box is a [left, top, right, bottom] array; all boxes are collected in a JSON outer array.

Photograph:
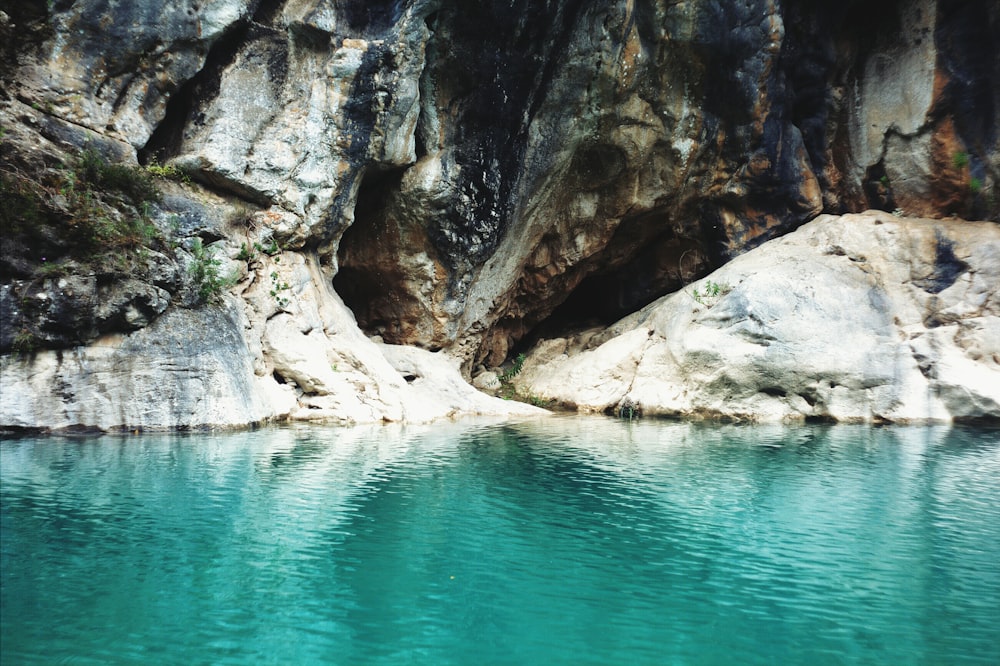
[[515, 213, 1000, 423]]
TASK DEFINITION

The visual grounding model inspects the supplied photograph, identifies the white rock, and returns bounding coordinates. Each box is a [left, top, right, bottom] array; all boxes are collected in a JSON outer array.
[[517, 213, 1000, 424]]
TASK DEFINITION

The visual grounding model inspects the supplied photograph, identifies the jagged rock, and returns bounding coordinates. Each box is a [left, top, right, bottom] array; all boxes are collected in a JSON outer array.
[[515, 213, 1000, 423], [11, 0, 252, 151], [336, 0, 1000, 367]]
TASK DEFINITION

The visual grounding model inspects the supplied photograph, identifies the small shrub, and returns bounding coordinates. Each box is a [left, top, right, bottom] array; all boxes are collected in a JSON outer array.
[[498, 353, 526, 385], [953, 151, 969, 169], [144, 161, 190, 183], [36, 260, 67, 277], [0, 169, 45, 234], [236, 242, 256, 262], [76, 148, 160, 205], [970, 176, 982, 194], [497, 353, 527, 400], [12, 328, 38, 356], [269, 270, 291, 309], [189, 238, 236, 304], [255, 239, 281, 256], [527, 394, 550, 408]]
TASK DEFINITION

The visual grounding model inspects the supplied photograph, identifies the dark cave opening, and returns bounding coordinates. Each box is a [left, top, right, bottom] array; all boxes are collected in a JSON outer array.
[[332, 167, 411, 342], [517, 230, 713, 353]]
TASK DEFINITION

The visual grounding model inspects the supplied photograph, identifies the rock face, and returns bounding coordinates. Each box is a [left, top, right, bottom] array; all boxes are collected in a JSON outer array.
[[1, 1, 998, 429], [0, 262, 545, 431], [0, 304, 287, 431], [515, 213, 1000, 423]]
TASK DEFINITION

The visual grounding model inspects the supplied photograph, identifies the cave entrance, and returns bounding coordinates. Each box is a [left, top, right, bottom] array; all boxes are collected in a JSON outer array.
[[333, 167, 412, 342], [519, 230, 712, 349]]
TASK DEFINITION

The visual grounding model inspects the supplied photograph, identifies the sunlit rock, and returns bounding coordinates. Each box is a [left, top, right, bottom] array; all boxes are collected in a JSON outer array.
[[516, 213, 1000, 423]]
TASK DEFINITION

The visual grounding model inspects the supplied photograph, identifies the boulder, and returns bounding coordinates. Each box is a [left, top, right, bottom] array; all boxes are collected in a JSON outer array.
[[516, 213, 1000, 423]]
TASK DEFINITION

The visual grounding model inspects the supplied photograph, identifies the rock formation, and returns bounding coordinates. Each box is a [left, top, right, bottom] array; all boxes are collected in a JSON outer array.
[[0, 0, 997, 429], [514, 213, 1000, 423]]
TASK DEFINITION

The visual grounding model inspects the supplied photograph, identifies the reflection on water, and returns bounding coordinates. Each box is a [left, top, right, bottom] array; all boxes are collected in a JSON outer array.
[[2, 417, 999, 664]]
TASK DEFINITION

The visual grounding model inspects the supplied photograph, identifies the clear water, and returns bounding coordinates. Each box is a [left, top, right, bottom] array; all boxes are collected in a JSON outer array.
[[2, 417, 999, 665]]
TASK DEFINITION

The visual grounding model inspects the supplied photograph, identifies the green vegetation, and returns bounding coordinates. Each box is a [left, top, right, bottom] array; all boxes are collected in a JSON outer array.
[[237, 239, 282, 264], [952, 151, 969, 169], [257, 239, 281, 257], [76, 147, 161, 204], [144, 160, 191, 184], [189, 238, 236, 304], [498, 353, 526, 387], [970, 176, 982, 194], [690, 280, 732, 306], [269, 270, 291, 309], [11, 328, 38, 356], [495, 353, 548, 407], [236, 242, 256, 262], [0, 146, 170, 275]]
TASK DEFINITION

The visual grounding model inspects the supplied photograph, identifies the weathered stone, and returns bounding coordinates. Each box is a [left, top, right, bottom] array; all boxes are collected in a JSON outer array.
[[2, 0, 999, 430], [0, 302, 287, 431], [516, 213, 1000, 423], [12, 0, 253, 151]]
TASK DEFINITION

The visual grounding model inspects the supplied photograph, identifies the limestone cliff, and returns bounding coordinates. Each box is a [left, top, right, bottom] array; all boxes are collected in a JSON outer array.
[[0, 0, 997, 429]]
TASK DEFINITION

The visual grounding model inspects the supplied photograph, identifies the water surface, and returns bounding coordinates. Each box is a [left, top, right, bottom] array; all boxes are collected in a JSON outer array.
[[2, 418, 999, 664]]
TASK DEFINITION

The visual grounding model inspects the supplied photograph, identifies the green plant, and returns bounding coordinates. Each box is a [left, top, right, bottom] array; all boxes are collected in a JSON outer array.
[[970, 176, 983, 194], [953, 151, 969, 169], [36, 260, 67, 277], [269, 270, 291, 309], [255, 239, 281, 256], [490, 353, 550, 407], [527, 394, 550, 408], [144, 161, 190, 183], [498, 353, 526, 385], [690, 280, 731, 306], [496, 353, 527, 400], [12, 328, 38, 356], [76, 148, 160, 205], [236, 242, 257, 262], [189, 238, 236, 303], [879, 174, 890, 186]]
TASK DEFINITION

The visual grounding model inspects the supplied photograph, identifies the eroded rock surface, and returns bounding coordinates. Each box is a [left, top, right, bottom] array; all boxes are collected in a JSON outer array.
[[515, 213, 1000, 423], [1, 0, 998, 429]]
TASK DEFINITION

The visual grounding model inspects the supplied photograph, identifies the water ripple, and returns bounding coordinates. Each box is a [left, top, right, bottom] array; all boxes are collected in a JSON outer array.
[[2, 420, 999, 664]]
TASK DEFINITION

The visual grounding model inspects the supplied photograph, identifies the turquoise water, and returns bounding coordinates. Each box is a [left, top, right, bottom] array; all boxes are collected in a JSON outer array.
[[2, 418, 999, 665]]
